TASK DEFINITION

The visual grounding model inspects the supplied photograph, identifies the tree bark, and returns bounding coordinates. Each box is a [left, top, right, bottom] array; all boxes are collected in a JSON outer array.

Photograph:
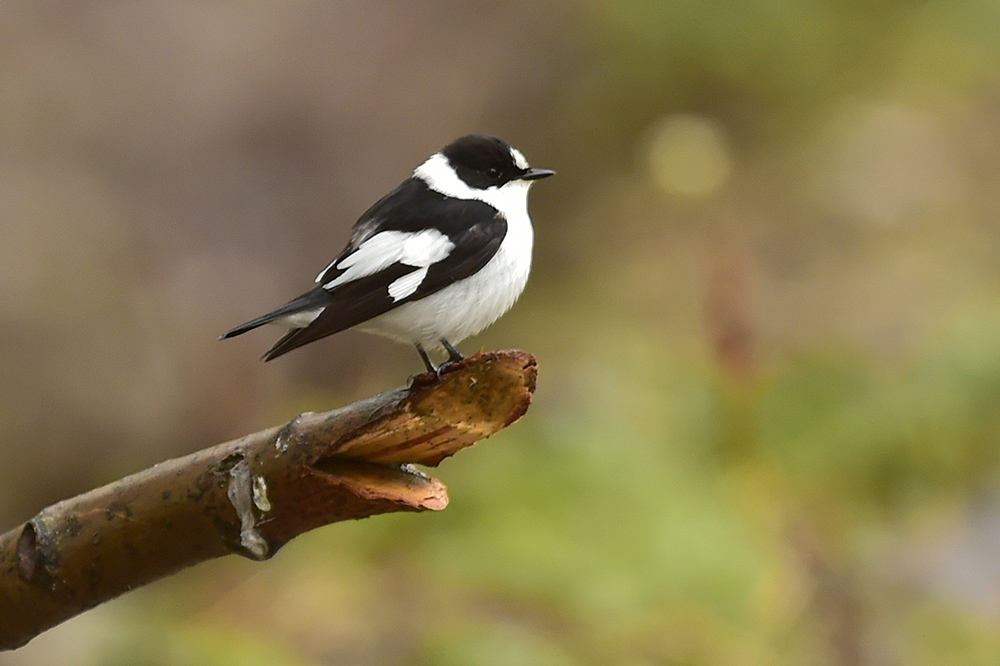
[[0, 350, 537, 650]]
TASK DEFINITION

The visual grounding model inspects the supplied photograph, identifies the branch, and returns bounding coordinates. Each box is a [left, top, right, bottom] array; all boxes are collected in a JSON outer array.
[[0, 350, 537, 650]]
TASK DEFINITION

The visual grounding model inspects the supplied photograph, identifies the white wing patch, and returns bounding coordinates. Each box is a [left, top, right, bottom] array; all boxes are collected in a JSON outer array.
[[399, 228, 454, 265], [315, 219, 381, 283], [387, 267, 429, 302], [320, 229, 454, 291]]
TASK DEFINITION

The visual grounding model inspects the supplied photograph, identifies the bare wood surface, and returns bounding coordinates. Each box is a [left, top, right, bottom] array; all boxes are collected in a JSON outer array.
[[0, 350, 537, 650]]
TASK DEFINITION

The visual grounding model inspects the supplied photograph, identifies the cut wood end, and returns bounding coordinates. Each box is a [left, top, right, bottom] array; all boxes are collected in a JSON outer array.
[[315, 459, 450, 511], [360, 349, 537, 466]]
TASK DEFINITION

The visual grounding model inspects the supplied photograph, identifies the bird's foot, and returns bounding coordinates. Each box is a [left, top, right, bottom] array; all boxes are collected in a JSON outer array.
[[411, 340, 465, 383]]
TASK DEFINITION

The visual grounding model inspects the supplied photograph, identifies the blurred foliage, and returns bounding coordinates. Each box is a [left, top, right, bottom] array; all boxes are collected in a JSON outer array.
[[4, 0, 1000, 665]]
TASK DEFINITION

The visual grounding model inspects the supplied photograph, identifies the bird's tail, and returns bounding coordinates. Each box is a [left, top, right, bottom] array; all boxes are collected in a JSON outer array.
[[219, 287, 330, 340]]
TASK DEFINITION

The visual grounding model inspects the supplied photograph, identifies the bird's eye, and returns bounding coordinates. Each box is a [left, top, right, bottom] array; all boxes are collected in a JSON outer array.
[[487, 167, 501, 179]]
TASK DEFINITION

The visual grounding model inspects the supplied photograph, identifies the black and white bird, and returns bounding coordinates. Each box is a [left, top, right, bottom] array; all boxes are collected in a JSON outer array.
[[221, 134, 554, 374]]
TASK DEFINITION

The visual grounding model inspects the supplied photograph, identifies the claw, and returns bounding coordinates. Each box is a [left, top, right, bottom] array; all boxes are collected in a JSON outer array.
[[441, 339, 464, 364]]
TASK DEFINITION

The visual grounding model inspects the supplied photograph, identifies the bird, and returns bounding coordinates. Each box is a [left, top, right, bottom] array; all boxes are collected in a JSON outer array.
[[220, 134, 554, 374]]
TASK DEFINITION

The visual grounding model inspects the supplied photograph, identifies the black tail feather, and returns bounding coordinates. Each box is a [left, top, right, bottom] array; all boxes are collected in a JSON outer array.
[[219, 287, 331, 340], [261, 328, 310, 361]]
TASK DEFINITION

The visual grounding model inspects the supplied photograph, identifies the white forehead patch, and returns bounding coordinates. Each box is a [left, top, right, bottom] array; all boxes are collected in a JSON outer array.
[[510, 147, 529, 170]]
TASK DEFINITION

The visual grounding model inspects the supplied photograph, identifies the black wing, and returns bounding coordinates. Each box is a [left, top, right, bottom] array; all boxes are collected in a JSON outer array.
[[315, 177, 496, 284], [262, 207, 506, 360]]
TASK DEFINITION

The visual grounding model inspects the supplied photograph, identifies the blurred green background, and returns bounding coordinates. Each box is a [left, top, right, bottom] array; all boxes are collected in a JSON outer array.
[[4, 1, 1000, 664]]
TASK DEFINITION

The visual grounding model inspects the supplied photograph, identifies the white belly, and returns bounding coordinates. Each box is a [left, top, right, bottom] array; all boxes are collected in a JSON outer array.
[[355, 216, 533, 350]]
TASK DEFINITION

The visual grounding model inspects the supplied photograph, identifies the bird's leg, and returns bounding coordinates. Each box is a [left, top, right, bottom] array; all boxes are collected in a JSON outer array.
[[415, 343, 438, 375], [441, 339, 464, 364], [414, 340, 463, 380]]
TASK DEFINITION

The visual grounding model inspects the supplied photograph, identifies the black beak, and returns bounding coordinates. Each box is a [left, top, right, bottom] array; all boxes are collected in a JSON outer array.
[[521, 167, 555, 181]]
